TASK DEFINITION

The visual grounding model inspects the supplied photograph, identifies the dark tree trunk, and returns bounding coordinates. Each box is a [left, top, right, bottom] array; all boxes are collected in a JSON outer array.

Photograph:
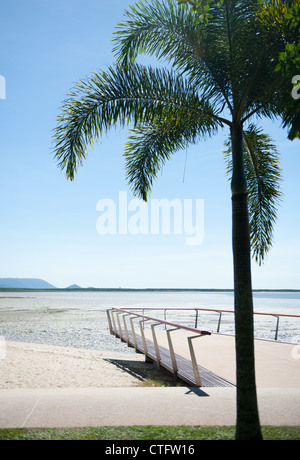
[[231, 123, 263, 440]]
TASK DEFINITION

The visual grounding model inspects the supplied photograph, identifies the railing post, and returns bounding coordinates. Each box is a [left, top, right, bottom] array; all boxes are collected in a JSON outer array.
[[122, 314, 132, 345], [116, 312, 125, 341], [166, 328, 179, 376], [217, 311, 222, 333], [110, 309, 118, 336], [195, 310, 199, 329], [139, 318, 151, 355], [130, 316, 138, 350], [106, 310, 114, 335], [274, 316, 280, 341], [151, 323, 162, 366], [187, 335, 202, 387]]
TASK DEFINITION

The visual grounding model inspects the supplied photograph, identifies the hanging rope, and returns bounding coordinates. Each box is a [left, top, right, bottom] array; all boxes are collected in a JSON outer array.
[[182, 146, 188, 183]]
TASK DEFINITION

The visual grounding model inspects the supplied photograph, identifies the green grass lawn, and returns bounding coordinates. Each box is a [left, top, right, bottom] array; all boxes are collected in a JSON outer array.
[[0, 426, 299, 440]]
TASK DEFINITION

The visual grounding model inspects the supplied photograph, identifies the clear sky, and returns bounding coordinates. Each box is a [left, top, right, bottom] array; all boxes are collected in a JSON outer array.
[[0, 0, 299, 289]]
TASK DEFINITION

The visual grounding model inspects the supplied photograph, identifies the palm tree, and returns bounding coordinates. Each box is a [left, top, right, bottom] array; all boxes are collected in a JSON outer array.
[[53, 0, 290, 439]]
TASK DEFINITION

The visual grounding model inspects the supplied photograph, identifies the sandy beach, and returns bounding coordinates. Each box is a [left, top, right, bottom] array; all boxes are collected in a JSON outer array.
[[0, 340, 152, 390], [1, 291, 299, 393]]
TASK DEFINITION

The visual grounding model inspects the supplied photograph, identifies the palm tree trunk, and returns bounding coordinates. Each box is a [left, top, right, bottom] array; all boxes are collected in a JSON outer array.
[[231, 123, 263, 440]]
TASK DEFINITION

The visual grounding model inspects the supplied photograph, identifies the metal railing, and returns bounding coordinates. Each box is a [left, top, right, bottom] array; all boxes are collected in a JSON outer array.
[[109, 307, 300, 342], [106, 308, 234, 387]]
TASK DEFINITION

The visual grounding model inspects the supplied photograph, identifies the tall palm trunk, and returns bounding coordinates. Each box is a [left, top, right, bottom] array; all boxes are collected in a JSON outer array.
[[231, 123, 263, 440]]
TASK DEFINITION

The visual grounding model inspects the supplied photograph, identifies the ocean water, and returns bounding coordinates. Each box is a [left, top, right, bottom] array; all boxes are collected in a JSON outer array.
[[0, 290, 299, 351]]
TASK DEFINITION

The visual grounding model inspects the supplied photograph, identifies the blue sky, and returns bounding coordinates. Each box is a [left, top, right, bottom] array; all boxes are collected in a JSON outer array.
[[0, 0, 299, 289]]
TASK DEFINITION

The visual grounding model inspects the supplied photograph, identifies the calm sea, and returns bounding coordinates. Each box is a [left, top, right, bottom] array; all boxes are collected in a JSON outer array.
[[0, 290, 299, 348]]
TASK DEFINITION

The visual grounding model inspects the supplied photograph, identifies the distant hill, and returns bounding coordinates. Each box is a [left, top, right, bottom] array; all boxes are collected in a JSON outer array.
[[66, 284, 82, 289], [0, 278, 57, 289]]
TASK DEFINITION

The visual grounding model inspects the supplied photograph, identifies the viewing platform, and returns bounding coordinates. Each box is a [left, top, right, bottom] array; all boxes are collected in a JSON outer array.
[[107, 308, 300, 389]]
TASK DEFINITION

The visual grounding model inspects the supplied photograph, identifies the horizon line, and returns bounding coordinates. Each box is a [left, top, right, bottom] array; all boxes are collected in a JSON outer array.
[[0, 287, 299, 292]]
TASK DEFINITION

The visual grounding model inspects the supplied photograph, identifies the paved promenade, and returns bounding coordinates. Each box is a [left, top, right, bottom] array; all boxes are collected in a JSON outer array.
[[1, 386, 300, 428], [0, 334, 299, 429]]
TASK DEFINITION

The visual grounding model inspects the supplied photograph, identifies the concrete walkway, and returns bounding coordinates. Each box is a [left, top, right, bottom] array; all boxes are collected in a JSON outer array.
[[0, 386, 300, 428], [0, 335, 299, 429]]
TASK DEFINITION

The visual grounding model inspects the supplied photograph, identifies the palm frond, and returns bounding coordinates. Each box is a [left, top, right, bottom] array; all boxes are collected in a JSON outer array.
[[125, 101, 219, 200], [125, 125, 179, 202], [53, 63, 221, 181], [224, 124, 282, 265], [113, 0, 199, 71], [113, 0, 235, 113], [113, 0, 289, 125]]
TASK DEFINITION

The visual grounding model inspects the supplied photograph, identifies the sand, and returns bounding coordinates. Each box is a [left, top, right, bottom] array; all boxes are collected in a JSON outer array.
[[0, 340, 148, 389]]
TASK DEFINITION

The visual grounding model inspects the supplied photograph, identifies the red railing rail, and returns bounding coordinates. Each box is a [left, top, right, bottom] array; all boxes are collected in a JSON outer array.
[[115, 307, 300, 341]]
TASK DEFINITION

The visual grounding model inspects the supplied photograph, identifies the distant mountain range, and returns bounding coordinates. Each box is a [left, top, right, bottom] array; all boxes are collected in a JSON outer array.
[[0, 278, 59, 289], [0, 278, 297, 292], [0, 278, 85, 290]]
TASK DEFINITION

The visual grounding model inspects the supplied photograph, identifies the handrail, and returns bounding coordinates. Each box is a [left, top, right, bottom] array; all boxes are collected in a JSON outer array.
[[118, 306, 300, 318], [107, 308, 209, 386], [112, 308, 211, 336], [115, 307, 300, 341], [107, 308, 235, 387]]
